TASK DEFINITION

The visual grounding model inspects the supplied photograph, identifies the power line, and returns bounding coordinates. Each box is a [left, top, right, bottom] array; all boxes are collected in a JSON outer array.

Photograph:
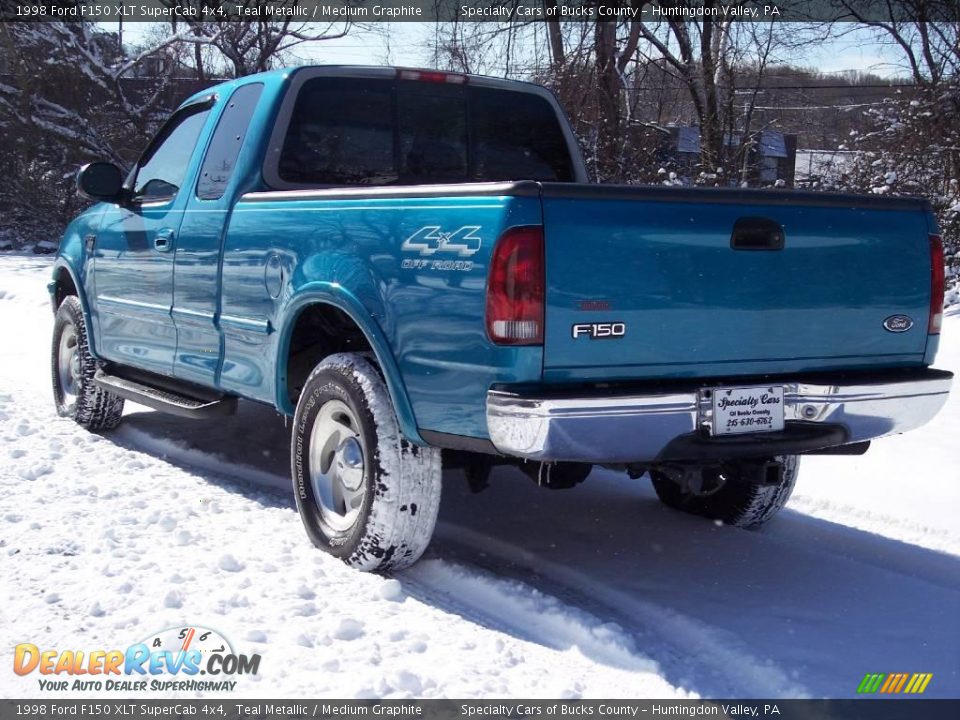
[[747, 102, 890, 110], [727, 84, 915, 90]]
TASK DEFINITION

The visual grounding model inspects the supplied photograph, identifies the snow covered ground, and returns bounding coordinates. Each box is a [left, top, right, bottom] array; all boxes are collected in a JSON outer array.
[[1, 254, 958, 699]]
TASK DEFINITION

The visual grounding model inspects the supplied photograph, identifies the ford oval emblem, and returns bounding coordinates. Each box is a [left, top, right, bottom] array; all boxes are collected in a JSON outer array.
[[883, 315, 914, 333]]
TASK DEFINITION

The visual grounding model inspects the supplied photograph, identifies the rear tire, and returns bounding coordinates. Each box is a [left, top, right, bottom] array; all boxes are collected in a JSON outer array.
[[290, 353, 442, 572], [650, 456, 799, 529], [51, 296, 124, 431]]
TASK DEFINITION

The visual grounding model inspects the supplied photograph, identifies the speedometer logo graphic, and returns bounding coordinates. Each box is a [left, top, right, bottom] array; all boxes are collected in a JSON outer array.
[[140, 626, 234, 667]]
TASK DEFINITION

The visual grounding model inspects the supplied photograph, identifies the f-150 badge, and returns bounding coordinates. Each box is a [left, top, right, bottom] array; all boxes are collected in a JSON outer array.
[[401, 226, 482, 257], [572, 322, 627, 339]]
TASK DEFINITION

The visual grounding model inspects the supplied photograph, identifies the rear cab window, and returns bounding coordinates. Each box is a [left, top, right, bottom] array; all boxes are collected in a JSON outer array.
[[197, 83, 264, 200], [269, 74, 575, 187]]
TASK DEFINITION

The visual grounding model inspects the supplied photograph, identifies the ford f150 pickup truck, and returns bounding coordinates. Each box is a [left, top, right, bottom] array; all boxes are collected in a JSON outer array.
[[50, 66, 952, 571]]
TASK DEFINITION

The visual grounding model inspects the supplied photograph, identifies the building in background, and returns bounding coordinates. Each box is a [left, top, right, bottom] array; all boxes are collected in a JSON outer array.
[[794, 149, 861, 189], [667, 126, 798, 187]]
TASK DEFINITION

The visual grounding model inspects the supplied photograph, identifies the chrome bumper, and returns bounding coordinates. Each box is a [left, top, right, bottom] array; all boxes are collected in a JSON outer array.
[[486, 371, 953, 463]]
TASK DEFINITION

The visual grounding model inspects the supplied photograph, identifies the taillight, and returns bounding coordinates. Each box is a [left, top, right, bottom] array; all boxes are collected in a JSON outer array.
[[486, 226, 544, 345], [930, 234, 945, 334], [396, 69, 467, 85]]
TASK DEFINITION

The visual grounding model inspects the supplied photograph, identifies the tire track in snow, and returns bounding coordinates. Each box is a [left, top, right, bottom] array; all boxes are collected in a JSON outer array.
[[429, 523, 809, 699], [401, 559, 670, 682]]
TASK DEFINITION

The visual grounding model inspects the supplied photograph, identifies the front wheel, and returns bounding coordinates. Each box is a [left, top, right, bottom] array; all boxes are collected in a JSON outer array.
[[650, 456, 799, 529], [51, 296, 124, 431], [290, 353, 442, 572]]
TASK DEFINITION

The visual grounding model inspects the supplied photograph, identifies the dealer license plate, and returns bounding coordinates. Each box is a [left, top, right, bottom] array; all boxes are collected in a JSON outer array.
[[711, 385, 785, 436]]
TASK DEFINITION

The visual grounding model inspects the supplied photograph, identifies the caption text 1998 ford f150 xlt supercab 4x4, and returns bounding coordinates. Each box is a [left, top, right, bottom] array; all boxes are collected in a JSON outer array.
[[49, 66, 952, 571]]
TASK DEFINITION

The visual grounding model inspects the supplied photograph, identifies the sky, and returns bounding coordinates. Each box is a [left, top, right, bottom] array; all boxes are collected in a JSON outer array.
[[98, 21, 913, 80]]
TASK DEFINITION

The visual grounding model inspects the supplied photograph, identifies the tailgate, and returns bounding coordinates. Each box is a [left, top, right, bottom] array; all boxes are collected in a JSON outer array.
[[540, 185, 933, 382]]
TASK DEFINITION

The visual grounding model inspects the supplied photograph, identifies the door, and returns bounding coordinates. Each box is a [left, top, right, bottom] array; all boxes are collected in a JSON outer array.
[[173, 83, 264, 387], [93, 101, 213, 376]]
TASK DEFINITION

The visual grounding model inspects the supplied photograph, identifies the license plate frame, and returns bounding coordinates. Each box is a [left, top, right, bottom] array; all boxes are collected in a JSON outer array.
[[711, 385, 785, 436]]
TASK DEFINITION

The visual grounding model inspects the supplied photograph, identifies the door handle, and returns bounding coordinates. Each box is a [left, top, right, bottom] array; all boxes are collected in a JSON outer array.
[[731, 217, 785, 251], [154, 229, 175, 253]]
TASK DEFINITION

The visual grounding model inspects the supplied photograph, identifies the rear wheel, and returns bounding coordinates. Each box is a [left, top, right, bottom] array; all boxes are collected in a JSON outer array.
[[51, 296, 124, 431], [650, 456, 799, 529], [290, 353, 442, 572]]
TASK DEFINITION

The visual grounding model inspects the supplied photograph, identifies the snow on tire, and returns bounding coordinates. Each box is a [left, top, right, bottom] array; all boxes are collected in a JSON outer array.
[[51, 296, 124, 432], [290, 352, 442, 572], [651, 456, 800, 529]]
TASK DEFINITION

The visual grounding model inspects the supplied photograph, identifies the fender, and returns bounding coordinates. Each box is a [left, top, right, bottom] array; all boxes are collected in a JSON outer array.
[[275, 282, 423, 445], [50, 257, 103, 361]]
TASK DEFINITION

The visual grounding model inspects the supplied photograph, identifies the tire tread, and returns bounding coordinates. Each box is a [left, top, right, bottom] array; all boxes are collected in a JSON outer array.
[[52, 296, 124, 432], [651, 456, 799, 529]]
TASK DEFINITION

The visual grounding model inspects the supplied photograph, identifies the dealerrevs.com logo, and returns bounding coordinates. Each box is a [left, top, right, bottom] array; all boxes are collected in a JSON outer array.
[[13, 626, 261, 693]]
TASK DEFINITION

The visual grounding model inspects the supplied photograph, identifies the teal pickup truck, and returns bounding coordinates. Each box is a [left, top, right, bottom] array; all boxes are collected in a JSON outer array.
[[50, 66, 952, 571]]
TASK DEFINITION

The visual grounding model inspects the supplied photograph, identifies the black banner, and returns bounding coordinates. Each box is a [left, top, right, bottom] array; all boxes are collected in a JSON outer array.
[[2, 700, 960, 720], [1, 0, 958, 24]]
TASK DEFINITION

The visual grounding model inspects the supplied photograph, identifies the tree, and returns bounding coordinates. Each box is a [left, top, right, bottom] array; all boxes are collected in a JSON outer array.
[[164, 1, 355, 78], [833, 0, 960, 86], [831, 2, 960, 294], [0, 20, 224, 244], [631, 3, 829, 184], [0, 12, 359, 247]]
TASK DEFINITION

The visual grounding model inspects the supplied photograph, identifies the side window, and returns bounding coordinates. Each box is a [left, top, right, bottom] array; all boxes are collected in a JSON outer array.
[[277, 78, 395, 185], [197, 84, 264, 200], [133, 105, 211, 202]]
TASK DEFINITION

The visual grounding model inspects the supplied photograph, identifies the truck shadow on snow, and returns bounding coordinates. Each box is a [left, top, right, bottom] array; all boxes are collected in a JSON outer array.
[[115, 400, 960, 699]]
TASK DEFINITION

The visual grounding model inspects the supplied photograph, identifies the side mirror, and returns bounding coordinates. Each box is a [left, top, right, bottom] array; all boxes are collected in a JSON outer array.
[[76, 162, 123, 202]]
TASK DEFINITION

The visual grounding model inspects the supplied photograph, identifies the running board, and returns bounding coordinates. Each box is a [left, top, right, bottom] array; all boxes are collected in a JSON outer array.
[[94, 369, 237, 419]]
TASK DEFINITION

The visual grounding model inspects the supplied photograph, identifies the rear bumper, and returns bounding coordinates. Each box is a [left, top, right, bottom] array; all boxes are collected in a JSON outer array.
[[486, 370, 953, 463]]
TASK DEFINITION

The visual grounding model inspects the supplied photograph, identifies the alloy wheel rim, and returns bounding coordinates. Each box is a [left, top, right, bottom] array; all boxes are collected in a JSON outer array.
[[57, 325, 79, 407], [309, 399, 366, 532]]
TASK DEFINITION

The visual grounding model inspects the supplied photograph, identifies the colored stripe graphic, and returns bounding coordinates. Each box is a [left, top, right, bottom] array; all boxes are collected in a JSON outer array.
[[857, 672, 932, 694], [894, 673, 909, 693], [905, 673, 933, 693], [857, 674, 885, 693]]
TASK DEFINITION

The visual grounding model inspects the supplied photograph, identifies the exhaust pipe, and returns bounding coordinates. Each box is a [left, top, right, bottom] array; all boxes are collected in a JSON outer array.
[[520, 461, 592, 490]]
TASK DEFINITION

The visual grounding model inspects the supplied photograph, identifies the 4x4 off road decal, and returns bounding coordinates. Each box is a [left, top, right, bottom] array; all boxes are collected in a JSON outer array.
[[401, 226, 482, 272], [402, 226, 482, 256]]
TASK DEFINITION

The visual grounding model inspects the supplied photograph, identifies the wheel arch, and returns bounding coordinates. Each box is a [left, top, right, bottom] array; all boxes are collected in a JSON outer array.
[[50, 258, 101, 360], [276, 284, 423, 445]]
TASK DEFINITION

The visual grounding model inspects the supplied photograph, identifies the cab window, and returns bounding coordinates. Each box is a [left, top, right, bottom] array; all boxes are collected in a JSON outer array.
[[197, 84, 263, 200], [275, 77, 574, 186], [133, 104, 211, 202]]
